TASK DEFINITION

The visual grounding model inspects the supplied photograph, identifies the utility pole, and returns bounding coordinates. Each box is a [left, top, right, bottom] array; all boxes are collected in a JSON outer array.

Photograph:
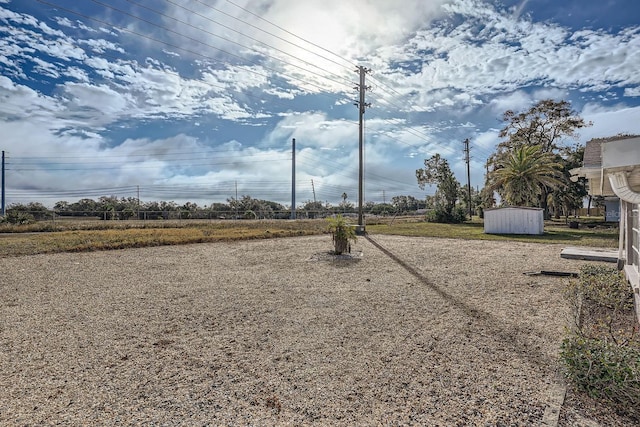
[[234, 181, 238, 219], [291, 138, 296, 220], [137, 185, 140, 220], [1, 151, 5, 216], [463, 138, 472, 219], [355, 65, 370, 233], [382, 189, 386, 205], [311, 179, 317, 204]]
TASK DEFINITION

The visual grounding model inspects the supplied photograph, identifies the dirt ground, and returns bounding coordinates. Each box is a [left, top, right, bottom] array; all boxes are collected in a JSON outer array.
[[0, 234, 635, 425]]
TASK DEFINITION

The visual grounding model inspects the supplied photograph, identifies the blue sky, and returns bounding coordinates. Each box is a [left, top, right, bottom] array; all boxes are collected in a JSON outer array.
[[1, 0, 639, 208]]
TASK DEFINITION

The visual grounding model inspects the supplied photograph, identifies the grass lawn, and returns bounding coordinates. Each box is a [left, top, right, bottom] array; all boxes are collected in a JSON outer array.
[[366, 217, 618, 248], [0, 216, 618, 257]]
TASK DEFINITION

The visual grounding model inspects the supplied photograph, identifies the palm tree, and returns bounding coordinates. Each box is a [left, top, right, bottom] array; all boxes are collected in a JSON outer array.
[[488, 145, 563, 207]]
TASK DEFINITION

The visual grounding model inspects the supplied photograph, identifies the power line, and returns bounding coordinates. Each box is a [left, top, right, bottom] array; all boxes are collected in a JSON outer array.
[[120, 0, 355, 89], [161, 0, 355, 80], [34, 0, 474, 161], [221, 0, 356, 69], [18, 1, 488, 203], [36, 0, 353, 100], [7, 156, 291, 171]]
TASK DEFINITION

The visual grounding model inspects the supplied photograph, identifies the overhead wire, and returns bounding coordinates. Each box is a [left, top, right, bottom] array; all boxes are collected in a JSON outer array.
[[214, 0, 475, 159], [22, 1, 479, 202], [37, 0, 457, 158], [212, 0, 487, 164], [221, 0, 356, 69], [133, 0, 358, 85], [36, 0, 353, 102], [6, 156, 292, 171], [119, 0, 355, 89], [86, 0, 351, 92]]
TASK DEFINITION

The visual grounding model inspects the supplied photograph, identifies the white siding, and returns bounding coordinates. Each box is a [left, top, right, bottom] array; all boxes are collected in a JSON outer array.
[[484, 207, 544, 235], [622, 201, 640, 324]]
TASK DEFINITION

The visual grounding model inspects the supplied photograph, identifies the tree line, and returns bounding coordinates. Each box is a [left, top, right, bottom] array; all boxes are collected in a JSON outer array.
[[417, 99, 602, 223], [2, 194, 429, 224]]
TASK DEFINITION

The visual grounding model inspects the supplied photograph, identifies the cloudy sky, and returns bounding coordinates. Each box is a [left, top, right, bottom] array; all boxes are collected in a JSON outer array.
[[1, 0, 639, 208]]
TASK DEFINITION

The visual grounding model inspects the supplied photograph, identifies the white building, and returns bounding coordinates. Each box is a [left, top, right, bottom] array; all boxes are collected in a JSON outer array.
[[571, 135, 640, 321], [484, 207, 544, 235]]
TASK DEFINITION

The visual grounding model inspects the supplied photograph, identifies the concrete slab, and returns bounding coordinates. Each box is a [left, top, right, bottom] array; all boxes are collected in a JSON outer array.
[[560, 246, 618, 263]]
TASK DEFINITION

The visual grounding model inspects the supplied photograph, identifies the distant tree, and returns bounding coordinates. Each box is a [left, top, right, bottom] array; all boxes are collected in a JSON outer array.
[[339, 193, 353, 214], [416, 154, 462, 223], [489, 99, 591, 217], [260, 199, 286, 217], [496, 99, 590, 154], [302, 200, 326, 219], [391, 195, 423, 213], [226, 196, 284, 219], [54, 201, 70, 212], [7, 202, 50, 220], [180, 202, 199, 219], [2, 204, 36, 224], [72, 198, 98, 214], [488, 145, 564, 206], [459, 185, 481, 218], [369, 202, 393, 216], [548, 144, 588, 219], [477, 186, 496, 218], [209, 202, 232, 218]]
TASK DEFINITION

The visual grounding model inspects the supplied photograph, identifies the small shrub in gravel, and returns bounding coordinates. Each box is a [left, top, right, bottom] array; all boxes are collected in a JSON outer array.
[[326, 214, 357, 255], [561, 265, 640, 418]]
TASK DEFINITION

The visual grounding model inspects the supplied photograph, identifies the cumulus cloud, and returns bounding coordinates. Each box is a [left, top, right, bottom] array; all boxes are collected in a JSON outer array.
[[580, 104, 640, 140], [2, 0, 640, 205]]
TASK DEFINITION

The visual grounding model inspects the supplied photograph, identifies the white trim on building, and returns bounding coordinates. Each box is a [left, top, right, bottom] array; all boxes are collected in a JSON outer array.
[[571, 136, 640, 323]]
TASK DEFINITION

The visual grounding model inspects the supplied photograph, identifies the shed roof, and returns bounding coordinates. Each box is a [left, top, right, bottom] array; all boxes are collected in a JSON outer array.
[[484, 206, 543, 212]]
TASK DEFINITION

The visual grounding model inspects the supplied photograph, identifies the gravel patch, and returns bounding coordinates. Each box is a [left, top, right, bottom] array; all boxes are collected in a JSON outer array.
[[0, 234, 631, 425]]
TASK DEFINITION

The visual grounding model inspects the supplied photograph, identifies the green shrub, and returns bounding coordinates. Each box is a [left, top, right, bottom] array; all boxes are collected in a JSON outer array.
[[1, 210, 35, 225], [561, 264, 640, 417], [425, 206, 467, 224]]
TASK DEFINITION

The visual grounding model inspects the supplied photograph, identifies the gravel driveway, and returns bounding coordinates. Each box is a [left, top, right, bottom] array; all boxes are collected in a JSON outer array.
[[0, 234, 623, 425]]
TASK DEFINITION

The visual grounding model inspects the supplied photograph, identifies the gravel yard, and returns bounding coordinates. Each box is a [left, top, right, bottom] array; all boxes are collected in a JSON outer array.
[[0, 234, 632, 425]]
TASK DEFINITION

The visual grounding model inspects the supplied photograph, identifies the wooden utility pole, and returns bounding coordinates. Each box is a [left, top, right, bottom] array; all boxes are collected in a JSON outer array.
[[291, 138, 296, 219], [137, 185, 140, 220], [355, 66, 370, 233], [1, 151, 4, 216], [463, 138, 472, 219]]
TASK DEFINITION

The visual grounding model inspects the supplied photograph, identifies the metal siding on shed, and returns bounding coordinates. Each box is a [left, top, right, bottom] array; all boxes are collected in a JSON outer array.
[[484, 208, 544, 235]]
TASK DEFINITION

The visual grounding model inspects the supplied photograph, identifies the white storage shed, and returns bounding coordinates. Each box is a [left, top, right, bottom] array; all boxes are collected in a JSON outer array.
[[484, 207, 544, 235]]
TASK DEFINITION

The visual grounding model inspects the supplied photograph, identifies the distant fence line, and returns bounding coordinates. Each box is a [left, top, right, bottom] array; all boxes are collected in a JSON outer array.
[[7, 210, 312, 221], [2, 207, 608, 223], [4, 209, 416, 222]]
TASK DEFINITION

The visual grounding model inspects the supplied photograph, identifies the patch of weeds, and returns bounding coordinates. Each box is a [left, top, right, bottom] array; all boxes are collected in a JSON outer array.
[[561, 265, 640, 419]]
